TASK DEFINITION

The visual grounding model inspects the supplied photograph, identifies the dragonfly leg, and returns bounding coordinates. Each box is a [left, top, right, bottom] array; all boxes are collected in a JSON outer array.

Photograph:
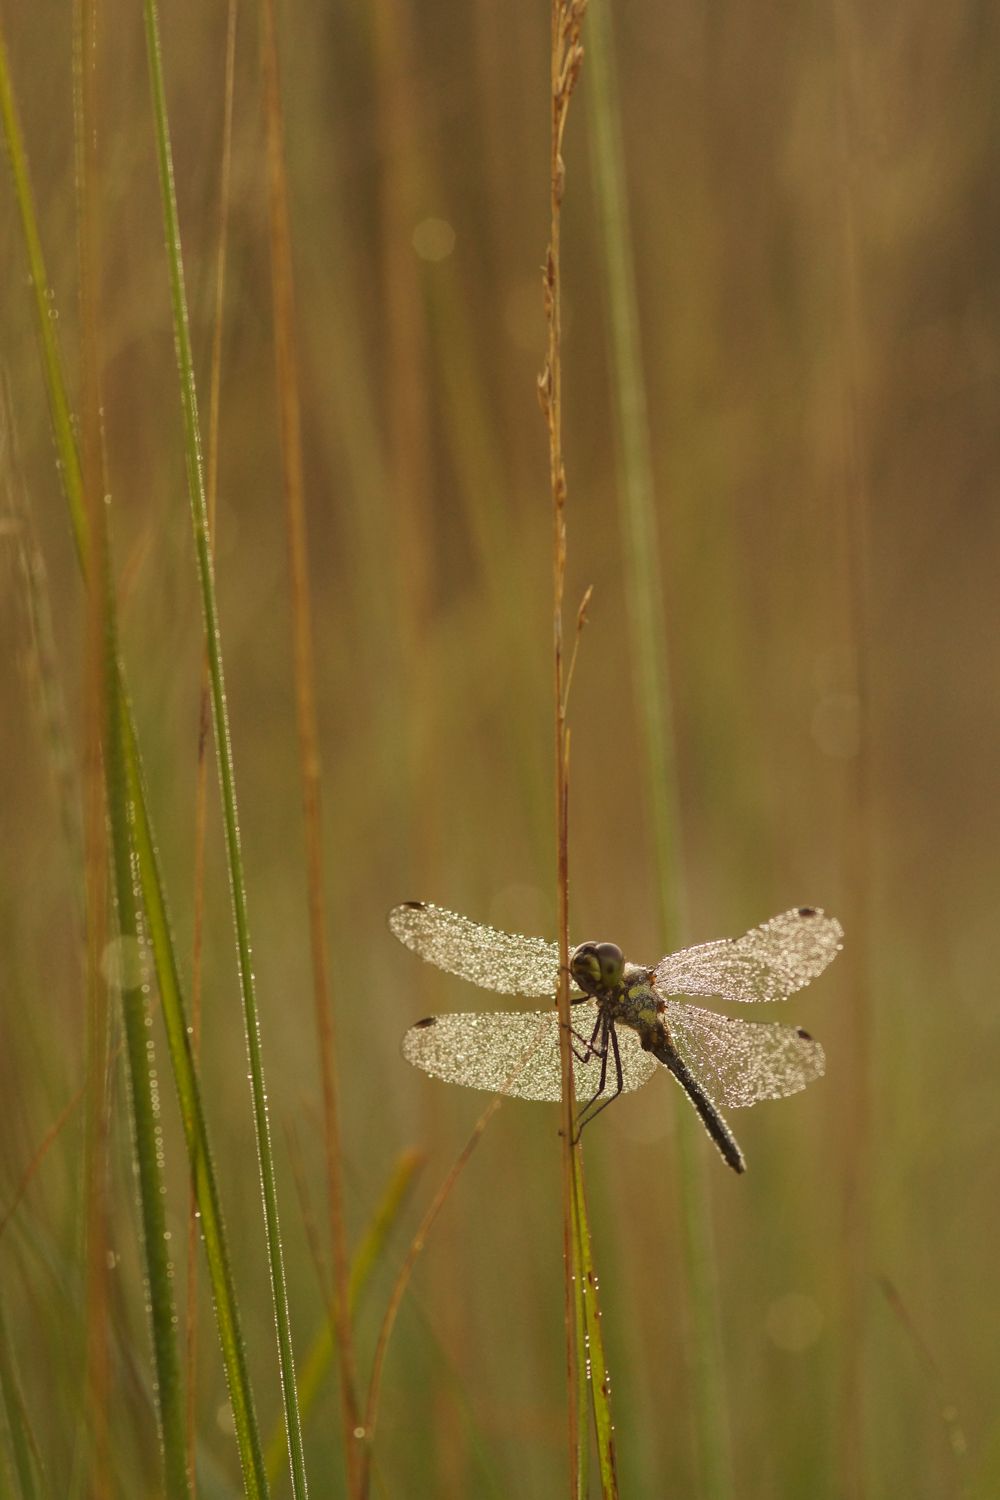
[[565, 1010, 603, 1066], [573, 1020, 625, 1140]]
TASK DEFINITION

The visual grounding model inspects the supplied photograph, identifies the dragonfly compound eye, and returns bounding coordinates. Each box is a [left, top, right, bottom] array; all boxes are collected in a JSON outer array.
[[569, 943, 602, 992], [595, 942, 624, 986], [570, 941, 624, 993]]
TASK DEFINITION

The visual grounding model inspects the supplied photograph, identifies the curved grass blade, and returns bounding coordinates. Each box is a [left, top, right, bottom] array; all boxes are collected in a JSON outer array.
[[3, 17, 192, 1493], [0, 25, 85, 563], [264, 1150, 422, 1485], [0, 28, 269, 1497], [74, 1, 190, 1484], [0, 1293, 43, 1500]]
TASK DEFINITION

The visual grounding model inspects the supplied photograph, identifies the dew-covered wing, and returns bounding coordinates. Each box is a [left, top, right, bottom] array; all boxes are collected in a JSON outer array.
[[389, 901, 561, 997], [402, 1005, 659, 1103], [654, 908, 843, 1004], [662, 999, 825, 1107]]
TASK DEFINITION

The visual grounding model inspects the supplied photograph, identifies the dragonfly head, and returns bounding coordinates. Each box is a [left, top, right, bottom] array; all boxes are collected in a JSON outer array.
[[570, 941, 625, 996]]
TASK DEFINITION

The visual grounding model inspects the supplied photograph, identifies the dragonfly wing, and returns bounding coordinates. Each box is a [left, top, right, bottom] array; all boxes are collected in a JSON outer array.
[[654, 907, 843, 1003], [402, 1005, 658, 1103], [389, 902, 561, 997], [662, 999, 825, 1107]]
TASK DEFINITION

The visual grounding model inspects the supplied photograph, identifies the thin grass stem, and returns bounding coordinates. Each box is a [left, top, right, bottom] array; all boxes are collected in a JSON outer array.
[[258, 3, 360, 1491], [541, 2, 590, 1491], [357, 1099, 504, 1498], [265, 1151, 422, 1485], [187, 0, 239, 1483], [140, 3, 308, 1493]]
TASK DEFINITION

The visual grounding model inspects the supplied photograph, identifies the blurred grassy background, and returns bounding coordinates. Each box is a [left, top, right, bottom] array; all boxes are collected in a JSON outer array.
[[1, 1, 998, 1496]]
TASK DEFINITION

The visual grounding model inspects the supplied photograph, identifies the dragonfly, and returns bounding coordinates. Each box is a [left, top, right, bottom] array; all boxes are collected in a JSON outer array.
[[390, 901, 843, 1173]]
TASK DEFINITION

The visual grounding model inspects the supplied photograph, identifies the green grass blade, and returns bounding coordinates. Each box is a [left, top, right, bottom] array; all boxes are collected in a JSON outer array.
[[0, 23, 85, 569], [0, 24, 269, 1497], [140, 4, 307, 1494], [0, 1295, 42, 1500], [571, 1171, 589, 1500], [73, 2, 189, 1484], [585, 2, 735, 1495], [122, 701, 270, 1497], [572, 1149, 618, 1499], [100, 563, 189, 1497]]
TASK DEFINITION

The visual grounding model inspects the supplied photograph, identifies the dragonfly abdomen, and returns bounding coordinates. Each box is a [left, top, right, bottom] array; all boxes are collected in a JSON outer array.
[[648, 1036, 747, 1175]]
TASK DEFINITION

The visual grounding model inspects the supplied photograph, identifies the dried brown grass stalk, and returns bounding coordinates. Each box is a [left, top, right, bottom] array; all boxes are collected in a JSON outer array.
[[537, 0, 588, 1490]]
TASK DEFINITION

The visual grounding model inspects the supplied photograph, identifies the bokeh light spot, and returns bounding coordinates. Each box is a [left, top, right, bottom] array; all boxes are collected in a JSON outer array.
[[412, 217, 456, 262]]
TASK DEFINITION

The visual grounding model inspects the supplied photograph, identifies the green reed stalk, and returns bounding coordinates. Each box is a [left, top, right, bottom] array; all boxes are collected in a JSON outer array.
[[586, 2, 734, 1494], [140, 2, 307, 1494], [573, 1147, 618, 1495]]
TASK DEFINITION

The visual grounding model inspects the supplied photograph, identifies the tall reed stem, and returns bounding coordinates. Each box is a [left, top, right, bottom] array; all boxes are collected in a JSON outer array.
[[586, 2, 734, 1492]]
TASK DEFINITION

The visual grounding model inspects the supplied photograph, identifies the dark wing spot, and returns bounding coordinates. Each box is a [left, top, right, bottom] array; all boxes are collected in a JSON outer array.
[[795, 1027, 813, 1040], [413, 1016, 436, 1029], [401, 899, 427, 911], [797, 906, 819, 917]]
